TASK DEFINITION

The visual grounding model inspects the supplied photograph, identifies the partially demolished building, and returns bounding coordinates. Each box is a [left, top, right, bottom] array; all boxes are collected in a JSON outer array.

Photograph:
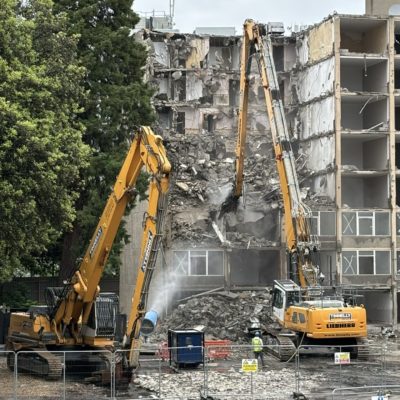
[[121, 10, 400, 326]]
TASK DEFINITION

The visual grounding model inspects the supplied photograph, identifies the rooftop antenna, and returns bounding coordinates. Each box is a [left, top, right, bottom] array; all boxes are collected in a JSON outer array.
[[169, 0, 175, 27]]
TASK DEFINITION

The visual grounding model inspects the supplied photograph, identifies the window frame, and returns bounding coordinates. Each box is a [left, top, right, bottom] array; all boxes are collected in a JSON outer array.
[[342, 211, 390, 236], [172, 249, 224, 276], [342, 249, 391, 275], [311, 211, 336, 236]]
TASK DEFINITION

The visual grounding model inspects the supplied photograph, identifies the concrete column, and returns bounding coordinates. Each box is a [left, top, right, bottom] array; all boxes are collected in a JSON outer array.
[[388, 17, 398, 328], [333, 16, 343, 284]]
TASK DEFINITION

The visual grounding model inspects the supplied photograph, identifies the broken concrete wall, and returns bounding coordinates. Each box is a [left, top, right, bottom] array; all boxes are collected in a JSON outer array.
[[300, 137, 335, 171], [186, 37, 209, 68], [308, 20, 334, 62], [297, 19, 334, 66], [296, 57, 335, 102], [152, 41, 170, 68], [208, 36, 240, 70], [306, 172, 336, 200], [186, 71, 203, 101], [292, 36, 336, 204], [297, 96, 335, 138]]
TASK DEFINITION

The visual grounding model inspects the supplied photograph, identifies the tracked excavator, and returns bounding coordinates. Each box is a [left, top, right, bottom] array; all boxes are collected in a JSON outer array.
[[6, 126, 171, 381], [223, 19, 368, 361]]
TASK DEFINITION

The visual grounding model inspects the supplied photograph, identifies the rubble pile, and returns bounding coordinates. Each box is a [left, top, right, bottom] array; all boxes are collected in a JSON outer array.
[[164, 129, 282, 246], [152, 291, 273, 343], [138, 28, 336, 251], [134, 369, 328, 399]]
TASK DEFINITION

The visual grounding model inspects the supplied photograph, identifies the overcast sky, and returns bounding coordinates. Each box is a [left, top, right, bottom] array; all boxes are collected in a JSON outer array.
[[132, 0, 366, 34]]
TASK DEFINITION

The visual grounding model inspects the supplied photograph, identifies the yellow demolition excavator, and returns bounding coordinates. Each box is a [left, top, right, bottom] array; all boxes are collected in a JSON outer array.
[[6, 126, 171, 380], [224, 19, 368, 360]]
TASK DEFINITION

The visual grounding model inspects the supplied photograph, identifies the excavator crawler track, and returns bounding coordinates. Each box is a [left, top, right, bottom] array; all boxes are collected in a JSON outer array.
[[266, 335, 297, 362], [7, 349, 63, 380], [263, 325, 297, 362], [355, 337, 369, 360]]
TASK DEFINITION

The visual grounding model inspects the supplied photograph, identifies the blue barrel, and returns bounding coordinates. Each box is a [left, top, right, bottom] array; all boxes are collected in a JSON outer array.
[[141, 310, 158, 336]]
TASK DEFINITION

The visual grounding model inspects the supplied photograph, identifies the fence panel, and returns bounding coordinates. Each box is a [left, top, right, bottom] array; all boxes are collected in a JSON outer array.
[[296, 342, 400, 399], [63, 350, 112, 400], [15, 351, 65, 399], [117, 346, 206, 399], [0, 351, 15, 400], [3, 341, 399, 399], [11, 350, 112, 400], [201, 344, 297, 400]]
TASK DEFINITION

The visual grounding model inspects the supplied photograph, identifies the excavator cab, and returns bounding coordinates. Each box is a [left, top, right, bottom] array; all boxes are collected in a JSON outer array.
[[272, 280, 300, 323]]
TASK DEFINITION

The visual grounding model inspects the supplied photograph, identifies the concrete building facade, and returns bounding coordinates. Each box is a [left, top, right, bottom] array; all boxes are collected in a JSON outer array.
[[120, 12, 400, 326], [366, 0, 400, 16], [292, 14, 397, 324]]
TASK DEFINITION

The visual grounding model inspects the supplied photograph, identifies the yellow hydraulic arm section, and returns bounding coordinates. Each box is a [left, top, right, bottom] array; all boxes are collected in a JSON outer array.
[[51, 126, 171, 344], [232, 20, 319, 287], [124, 141, 170, 366]]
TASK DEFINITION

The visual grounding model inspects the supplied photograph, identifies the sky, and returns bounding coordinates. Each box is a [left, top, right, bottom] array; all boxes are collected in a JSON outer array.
[[132, 0, 366, 34]]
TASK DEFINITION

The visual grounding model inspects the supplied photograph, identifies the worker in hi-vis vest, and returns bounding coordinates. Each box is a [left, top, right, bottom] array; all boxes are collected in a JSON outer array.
[[251, 331, 265, 368]]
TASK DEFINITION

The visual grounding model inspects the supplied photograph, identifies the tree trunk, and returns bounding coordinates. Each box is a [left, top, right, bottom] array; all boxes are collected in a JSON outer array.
[[59, 225, 81, 282]]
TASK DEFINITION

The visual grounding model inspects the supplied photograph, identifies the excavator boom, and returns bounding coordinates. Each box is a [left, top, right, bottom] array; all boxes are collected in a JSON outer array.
[[226, 19, 367, 360], [6, 126, 171, 380]]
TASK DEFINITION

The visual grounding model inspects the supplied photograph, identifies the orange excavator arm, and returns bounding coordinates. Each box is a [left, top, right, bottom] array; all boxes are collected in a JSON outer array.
[[51, 126, 171, 343], [230, 19, 320, 287]]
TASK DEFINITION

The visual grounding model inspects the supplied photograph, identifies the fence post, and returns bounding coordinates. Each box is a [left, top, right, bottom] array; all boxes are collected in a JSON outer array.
[[339, 345, 342, 389], [63, 352, 66, 400], [14, 352, 18, 400], [381, 340, 387, 393], [295, 346, 300, 395], [111, 351, 115, 400], [250, 371, 253, 400], [203, 345, 208, 398], [158, 355, 161, 398]]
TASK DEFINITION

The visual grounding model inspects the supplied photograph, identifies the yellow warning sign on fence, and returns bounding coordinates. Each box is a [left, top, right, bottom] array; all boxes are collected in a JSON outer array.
[[334, 352, 350, 364], [242, 359, 258, 372]]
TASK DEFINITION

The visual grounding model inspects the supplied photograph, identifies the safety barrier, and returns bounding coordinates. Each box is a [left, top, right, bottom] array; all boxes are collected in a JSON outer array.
[[296, 342, 400, 399], [1, 341, 400, 399]]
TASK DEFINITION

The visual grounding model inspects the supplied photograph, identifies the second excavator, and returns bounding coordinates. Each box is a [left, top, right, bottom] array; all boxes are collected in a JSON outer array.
[[223, 19, 368, 361], [6, 126, 171, 381]]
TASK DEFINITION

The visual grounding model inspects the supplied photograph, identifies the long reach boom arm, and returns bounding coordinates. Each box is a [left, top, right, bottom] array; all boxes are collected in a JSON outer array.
[[231, 20, 320, 287]]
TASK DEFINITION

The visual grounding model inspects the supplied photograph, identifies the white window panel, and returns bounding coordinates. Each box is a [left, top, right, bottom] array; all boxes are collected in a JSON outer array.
[[343, 211, 389, 236], [342, 250, 390, 275], [173, 250, 224, 276], [311, 211, 336, 236]]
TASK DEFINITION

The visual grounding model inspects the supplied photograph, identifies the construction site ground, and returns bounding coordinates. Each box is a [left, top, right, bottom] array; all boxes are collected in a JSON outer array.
[[1, 327, 400, 399]]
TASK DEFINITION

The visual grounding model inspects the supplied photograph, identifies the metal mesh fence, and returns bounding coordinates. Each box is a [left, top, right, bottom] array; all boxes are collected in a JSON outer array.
[[1, 341, 400, 399], [296, 342, 400, 399], [201, 344, 297, 400], [0, 351, 15, 400]]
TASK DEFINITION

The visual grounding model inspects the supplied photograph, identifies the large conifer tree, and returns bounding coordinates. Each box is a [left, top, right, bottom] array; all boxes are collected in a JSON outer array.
[[0, 0, 89, 281], [53, 0, 154, 279]]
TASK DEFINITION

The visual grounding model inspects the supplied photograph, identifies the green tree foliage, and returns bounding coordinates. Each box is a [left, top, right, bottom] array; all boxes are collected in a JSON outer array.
[[0, 281, 37, 309], [53, 0, 154, 278], [0, 0, 89, 282]]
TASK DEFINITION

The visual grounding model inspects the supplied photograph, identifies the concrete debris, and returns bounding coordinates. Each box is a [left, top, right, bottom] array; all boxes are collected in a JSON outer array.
[[140, 27, 335, 250], [381, 326, 397, 338], [134, 369, 327, 399], [151, 291, 273, 343]]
